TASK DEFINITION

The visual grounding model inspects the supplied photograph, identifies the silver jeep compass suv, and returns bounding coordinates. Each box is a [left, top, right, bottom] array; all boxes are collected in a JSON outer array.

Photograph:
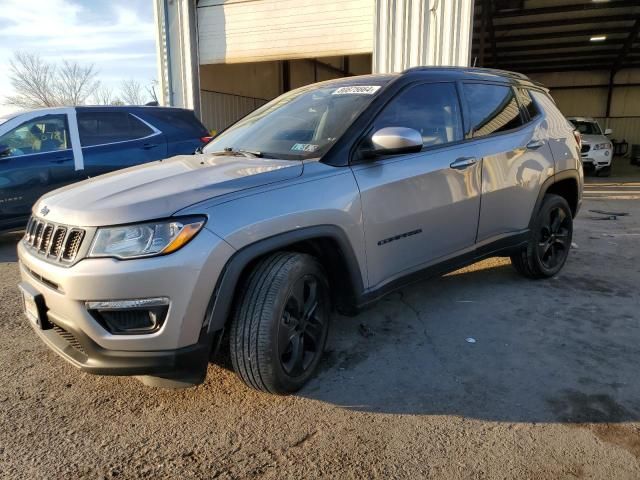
[[17, 68, 583, 394]]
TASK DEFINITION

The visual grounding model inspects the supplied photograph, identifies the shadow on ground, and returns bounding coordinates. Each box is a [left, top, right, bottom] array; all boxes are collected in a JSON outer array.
[[299, 254, 640, 424]]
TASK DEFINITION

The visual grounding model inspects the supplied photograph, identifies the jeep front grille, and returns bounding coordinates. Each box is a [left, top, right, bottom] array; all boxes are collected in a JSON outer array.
[[24, 217, 86, 263]]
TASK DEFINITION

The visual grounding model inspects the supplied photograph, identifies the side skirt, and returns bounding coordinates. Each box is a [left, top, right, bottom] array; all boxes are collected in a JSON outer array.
[[354, 230, 530, 311]]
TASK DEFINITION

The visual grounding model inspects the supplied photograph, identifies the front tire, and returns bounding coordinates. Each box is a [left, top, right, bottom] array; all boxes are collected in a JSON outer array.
[[229, 252, 330, 394], [511, 194, 573, 279]]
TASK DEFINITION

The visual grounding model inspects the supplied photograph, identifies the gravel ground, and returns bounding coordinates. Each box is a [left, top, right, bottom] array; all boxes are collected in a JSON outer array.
[[1, 179, 639, 479]]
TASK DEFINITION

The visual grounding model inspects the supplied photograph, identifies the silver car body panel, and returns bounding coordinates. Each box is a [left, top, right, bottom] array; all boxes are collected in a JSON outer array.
[[475, 120, 555, 242], [33, 154, 303, 226], [351, 143, 481, 288], [18, 227, 235, 350]]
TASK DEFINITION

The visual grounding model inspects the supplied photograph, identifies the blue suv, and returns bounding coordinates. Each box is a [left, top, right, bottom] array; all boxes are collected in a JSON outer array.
[[0, 106, 210, 232]]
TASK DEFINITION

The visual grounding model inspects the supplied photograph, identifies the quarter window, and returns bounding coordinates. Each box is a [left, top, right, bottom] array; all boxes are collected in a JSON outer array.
[[0, 114, 70, 158], [516, 88, 541, 121], [77, 112, 154, 147], [463, 83, 524, 137], [373, 82, 463, 147]]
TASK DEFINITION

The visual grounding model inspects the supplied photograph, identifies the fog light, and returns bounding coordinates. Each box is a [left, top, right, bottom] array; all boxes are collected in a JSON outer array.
[[86, 297, 169, 334]]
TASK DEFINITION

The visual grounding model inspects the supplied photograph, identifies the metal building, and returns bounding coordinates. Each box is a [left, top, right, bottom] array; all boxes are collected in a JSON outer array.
[[154, 0, 640, 147], [153, 0, 474, 132]]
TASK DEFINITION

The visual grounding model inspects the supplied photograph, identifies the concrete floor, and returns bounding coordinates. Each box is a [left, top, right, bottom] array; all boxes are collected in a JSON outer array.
[[0, 176, 639, 479]]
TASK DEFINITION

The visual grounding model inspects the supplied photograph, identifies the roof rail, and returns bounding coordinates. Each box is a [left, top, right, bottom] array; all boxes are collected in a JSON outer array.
[[402, 66, 531, 81]]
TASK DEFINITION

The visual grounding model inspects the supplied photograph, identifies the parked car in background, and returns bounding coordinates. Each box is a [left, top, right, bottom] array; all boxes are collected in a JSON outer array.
[[17, 68, 582, 394], [567, 117, 613, 176], [0, 106, 210, 232]]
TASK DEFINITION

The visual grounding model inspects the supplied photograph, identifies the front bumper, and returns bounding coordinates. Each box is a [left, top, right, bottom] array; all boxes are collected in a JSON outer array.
[[17, 227, 235, 380], [581, 147, 612, 171]]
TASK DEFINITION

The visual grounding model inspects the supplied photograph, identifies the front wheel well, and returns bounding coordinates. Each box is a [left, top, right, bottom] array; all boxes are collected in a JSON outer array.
[[230, 236, 362, 318], [545, 178, 579, 217]]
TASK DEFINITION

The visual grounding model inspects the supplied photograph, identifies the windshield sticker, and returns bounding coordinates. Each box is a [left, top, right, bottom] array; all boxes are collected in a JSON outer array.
[[332, 86, 381, 95], [291, 143, 319, 152]]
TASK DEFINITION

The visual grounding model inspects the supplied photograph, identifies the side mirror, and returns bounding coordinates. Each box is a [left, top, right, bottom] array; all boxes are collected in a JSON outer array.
[[0, 145, 10, 158], [604, 128, 613, 136], [368, 127, 423, 157]]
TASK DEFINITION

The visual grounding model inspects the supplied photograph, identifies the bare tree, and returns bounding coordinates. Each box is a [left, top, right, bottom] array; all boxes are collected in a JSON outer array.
[[54, 60, 99, 106], [146, 80, 159, 105], [4, 51, 99, 108], [92, 85, 115, 105], [119, 79, 148, 105], [5, 52, 57, 108]]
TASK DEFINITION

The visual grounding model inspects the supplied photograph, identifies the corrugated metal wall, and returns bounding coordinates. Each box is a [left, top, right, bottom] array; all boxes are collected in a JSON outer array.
[[373, 0, 474, 73], [197, 0, 374, 65], [200, 90, 267, 132]]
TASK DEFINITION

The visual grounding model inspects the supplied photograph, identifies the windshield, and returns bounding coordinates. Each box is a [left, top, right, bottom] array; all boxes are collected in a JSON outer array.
[[570, 120, 602, 136], [202, 83, 385, 160]]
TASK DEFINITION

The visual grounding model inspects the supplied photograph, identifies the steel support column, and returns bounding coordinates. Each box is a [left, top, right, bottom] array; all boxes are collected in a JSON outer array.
[[154, 0, 201, 116]]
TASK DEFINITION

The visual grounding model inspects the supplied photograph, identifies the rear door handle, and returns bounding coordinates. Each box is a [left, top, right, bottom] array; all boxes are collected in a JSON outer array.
[[51, 157, 73, 164], [526, 140, 544, 150], [450, 157, 478, 169], [142, 143, 158, 150]]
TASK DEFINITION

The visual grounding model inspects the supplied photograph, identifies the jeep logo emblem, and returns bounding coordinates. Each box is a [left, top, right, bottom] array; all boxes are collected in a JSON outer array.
[[40, 206, 50, 216]]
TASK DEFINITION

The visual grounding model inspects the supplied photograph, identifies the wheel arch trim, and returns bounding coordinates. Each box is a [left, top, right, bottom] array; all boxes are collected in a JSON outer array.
[[529, 169, 581, 228], [204, 225, 365, 335]]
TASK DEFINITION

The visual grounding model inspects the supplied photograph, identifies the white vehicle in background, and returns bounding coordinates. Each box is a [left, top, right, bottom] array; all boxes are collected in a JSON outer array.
[[568, 117, 613, 176]]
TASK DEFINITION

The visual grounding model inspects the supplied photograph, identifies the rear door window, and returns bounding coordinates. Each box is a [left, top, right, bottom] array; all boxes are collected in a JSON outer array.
[[463, 83, 524, 137], [372, 82, 463, 147], [78, 112, 154, 147]]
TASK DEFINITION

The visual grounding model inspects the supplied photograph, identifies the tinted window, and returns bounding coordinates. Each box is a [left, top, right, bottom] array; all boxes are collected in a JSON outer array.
[[516, 88, 541, 120], [373, 82, 463, 147], [0, 114, 70, 158], [147, 110, 207, 134], [464, 83, 524, 137], [78, 112, 154, 147]]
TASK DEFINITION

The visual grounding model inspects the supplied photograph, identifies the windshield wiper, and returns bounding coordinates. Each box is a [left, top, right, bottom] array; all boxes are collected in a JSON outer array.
[[202, 147, 269, 158], [224, 147, 263, 157]]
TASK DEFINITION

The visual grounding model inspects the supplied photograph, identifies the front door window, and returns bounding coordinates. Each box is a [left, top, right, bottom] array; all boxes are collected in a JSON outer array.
[[0, 114, 70, 158]]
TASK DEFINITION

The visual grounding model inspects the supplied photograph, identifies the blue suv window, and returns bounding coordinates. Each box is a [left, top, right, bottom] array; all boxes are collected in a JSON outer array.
[[78, 112, 154, 147], [0, 114, 70, 158]]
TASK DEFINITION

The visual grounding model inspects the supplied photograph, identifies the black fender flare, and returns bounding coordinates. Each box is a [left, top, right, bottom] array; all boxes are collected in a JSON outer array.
[[203, 225, 365, 336], [528, 169, 581, 229]]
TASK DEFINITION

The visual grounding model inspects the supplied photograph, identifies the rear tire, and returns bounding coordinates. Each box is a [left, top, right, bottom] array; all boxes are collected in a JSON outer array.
[[511, 194, 573, 279], [229, 252, 330, 394]]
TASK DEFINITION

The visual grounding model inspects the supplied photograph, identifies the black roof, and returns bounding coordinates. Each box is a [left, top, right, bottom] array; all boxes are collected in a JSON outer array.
[[307, 66, 547, 91], [74, 105, 194, 113]]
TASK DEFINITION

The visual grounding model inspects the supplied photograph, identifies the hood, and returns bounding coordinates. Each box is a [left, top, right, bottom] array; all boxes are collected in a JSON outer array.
[[35, 154, 303, 226], [580, 134, 609, 145]]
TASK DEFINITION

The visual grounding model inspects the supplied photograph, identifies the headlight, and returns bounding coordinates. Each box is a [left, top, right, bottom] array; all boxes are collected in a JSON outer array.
[[593, 143, 611, 150], [89, 217, 205, 259]]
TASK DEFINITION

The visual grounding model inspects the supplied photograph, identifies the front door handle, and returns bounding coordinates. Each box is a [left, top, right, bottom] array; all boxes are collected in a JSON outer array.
[[450, 157, 478, 169], [142, 143, 158, 150], [526, 140, 544, 150]]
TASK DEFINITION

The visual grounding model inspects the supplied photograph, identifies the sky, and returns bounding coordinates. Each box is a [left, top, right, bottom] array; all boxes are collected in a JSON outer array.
[[0, 0, 157, 117]]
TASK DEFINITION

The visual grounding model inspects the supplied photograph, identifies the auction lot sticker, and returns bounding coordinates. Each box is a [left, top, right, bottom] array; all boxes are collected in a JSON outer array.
[[332, 86, 381, 95]]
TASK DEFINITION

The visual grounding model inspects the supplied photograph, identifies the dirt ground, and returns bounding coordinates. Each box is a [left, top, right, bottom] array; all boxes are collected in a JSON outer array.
[[1, 173, 639, 479]]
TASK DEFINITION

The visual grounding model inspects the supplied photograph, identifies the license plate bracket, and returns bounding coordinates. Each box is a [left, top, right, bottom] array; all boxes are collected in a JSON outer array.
[[18, 283, 51, 330]]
